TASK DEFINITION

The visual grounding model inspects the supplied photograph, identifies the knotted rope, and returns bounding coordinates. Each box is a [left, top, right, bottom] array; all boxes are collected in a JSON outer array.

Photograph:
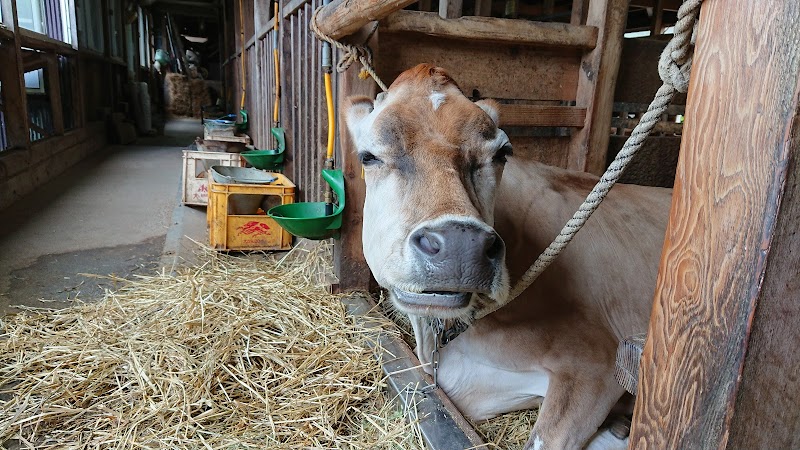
[[482, 0, 703, 314], [310, 7, 388, 92]]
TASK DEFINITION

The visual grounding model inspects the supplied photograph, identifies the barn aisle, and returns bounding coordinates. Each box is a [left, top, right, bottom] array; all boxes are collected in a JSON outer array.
[[0, 118, 206, 314]]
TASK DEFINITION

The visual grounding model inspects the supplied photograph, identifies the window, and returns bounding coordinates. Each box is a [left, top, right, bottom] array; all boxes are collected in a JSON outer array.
[[16, 0, 47, 34], [77, 0, 104, 52], [15, 0, 73, 43], [24, 69, 45, 94]]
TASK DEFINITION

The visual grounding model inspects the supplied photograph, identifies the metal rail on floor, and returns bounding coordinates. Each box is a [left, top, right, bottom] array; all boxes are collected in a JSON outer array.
[[342, 294, 489, 450]]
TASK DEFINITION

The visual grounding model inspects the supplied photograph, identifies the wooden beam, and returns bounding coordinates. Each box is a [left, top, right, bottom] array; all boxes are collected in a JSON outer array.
[[650, 0, 664, 35], [333, 26, 378, 293], [567, 0, 628, 174], [630, 1, 800, 448], [630, 0, 682, 10], [22, 51, 48, 71], [314, 0, 418, 40], [499, 105, 586, 127], [382, 10, 597, 49], [0, 24, 13, 41], [18, 28, 76, 54], [45, 55, 64, 135], [438, 0, 462, 19], [0, 0, 30, 150]]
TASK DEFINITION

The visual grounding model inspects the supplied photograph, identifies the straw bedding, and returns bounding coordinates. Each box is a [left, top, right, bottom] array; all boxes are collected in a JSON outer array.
[[0, 239, 539, 449], [0, 246, 425, 449]]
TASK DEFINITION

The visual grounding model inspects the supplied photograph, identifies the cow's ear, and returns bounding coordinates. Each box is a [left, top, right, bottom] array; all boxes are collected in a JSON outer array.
[[475, 99, 500, 126], [344, 96, 374, 128]]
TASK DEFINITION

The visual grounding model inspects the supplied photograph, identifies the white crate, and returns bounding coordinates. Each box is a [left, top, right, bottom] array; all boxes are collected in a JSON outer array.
[[182, 150, 244, 206]]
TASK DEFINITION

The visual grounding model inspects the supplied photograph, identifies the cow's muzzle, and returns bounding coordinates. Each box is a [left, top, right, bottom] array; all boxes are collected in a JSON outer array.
[[402, 219, 505, 302]]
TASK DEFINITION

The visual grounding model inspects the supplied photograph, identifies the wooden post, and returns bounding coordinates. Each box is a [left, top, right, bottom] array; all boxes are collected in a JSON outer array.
[[46, 55, 65, 135], [570, 0, 588, 25], [474, 0, 491, 17], [333, 26, 378, 293], [438, 0, 462, 19], [0, 0, 30, 150], [650, 0, 664, 35], [315, 0, 418, 40], [630, 1, 800, 448], [566, 0, 627, 174]]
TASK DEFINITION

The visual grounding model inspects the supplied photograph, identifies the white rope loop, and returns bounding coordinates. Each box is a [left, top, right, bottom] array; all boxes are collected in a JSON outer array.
[[498, 0, 704, 310]]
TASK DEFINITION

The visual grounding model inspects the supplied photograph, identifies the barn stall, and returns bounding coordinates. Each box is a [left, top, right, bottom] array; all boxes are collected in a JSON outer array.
[[1, 0, 798, 447]]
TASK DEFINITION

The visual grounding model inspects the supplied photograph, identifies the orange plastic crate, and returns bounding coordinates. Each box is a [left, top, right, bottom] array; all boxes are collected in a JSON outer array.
[[207, 173, 295, 251]]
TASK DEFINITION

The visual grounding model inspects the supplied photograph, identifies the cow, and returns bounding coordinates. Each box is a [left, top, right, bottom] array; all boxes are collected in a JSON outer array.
[[344, 63, 671, 450]]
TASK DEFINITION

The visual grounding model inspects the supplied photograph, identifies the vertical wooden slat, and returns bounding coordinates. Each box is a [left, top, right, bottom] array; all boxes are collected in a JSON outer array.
[[566, 0, 627, 174], [0, 0, 30, 150], [438, 0, 463, 19], [650, 0, 664, 36], [333, 25, 377, 292], [46, 55, 64, 135], [570, 0, 588, 25], [474, 0, 492, 17], [630, 1, 800, 448]]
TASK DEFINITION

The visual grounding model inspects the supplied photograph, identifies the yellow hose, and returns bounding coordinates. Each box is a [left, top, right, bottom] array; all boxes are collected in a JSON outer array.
[[324, 72, 334, 160], [273, 1, 280, 125], [238, 0, 245, 110]]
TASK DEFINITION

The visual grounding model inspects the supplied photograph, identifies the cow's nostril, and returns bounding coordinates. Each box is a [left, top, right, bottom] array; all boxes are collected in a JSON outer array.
[[485, 233, 504, 260], [417, 232, 442, 255]]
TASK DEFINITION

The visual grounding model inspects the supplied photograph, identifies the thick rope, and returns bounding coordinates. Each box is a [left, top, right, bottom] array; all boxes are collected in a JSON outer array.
[[310, 7, 388, 92], [477, 0, 704, 318]]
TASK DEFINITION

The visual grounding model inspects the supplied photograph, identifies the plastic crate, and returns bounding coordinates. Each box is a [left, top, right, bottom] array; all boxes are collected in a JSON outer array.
[[182, 150, 245, 206], [207, 173, 295, 251], [203, 119, 236, 137]]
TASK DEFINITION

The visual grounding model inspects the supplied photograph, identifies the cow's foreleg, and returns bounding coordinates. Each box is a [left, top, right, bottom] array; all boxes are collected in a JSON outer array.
[[522, 371, 625, 450]]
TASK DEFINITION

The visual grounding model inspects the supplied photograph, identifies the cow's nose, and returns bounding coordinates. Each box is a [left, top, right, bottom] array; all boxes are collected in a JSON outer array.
[[410, 222, 504, 266]]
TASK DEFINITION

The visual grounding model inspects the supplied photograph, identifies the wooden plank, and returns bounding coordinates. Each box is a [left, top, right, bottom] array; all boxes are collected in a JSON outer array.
[[342, 294, 489, 450], [333, 25, 377, 292], [314, 0, 417, 40], [382, 10, 597, 49], [378, 32, 581, 102], [630, 1, 800, 448], [499, 104, 586, 127], [0, 0, 30, 150], [438, 0, 462, 19], [630, 0, 682, 10], [45, 55, 64, 135], [0, 24, 13, 41], [567, 0, 628, 175], [570, 0, 588, 25], [650, 0, 664, 35], [18, 28, 76, 54]]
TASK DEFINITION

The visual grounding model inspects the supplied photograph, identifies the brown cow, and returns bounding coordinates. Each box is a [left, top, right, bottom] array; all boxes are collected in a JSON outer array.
[[345, 64, 670, 450]]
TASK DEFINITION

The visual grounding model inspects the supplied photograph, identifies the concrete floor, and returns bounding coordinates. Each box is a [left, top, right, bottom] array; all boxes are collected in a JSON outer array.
[[0, 118, 208, 313]]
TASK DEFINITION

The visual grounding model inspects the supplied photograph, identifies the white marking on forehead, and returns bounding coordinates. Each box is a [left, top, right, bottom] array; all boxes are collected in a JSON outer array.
[[430, 91, 447, 110]]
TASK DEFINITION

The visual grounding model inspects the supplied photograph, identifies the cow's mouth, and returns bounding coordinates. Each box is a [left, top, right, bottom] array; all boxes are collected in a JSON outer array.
[[391, 288, 472, 309]]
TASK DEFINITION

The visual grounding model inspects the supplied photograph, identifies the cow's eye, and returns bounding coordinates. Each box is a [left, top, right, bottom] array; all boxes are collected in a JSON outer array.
[[493, 143, 513, 164], [359, 151, 382, 166]]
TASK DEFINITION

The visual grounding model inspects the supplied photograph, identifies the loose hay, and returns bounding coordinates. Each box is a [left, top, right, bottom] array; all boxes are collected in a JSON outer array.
[[0, 248, 424, 449]]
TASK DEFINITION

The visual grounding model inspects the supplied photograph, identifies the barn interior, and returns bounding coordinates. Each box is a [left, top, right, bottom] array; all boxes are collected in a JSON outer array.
[[1, 0, 798, 449]]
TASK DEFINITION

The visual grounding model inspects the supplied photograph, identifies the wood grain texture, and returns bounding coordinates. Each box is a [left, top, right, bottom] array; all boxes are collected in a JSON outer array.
[[0, 0, 29, 150], [382, 10, 597, 49], [568, 0, 628, 175], [499, 104, 586, 127], [333, 27, 378, 293], [630, 1, 800, 448], [378, 32, 581, 102], [314, 0, 417, 40]]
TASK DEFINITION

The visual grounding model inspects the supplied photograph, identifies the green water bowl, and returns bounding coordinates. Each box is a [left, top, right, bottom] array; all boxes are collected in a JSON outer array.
[[268, 202, 342, 240], [241, 148, 285, 170], [268, 169, 345, 240]]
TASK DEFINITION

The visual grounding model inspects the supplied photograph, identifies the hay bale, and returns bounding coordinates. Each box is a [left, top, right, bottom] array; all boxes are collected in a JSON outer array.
[[0, 244, 424, 449], [189, 79, 212, 118], [165, 73, 190, 117]]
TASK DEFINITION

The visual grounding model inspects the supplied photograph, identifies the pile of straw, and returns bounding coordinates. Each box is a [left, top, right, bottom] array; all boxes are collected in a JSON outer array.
[[164, 74, 210, 118], [0, 247, 424, 449]]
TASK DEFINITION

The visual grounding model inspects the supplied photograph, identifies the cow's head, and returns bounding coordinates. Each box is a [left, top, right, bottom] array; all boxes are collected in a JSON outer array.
[[345, 64, 512, 320]]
